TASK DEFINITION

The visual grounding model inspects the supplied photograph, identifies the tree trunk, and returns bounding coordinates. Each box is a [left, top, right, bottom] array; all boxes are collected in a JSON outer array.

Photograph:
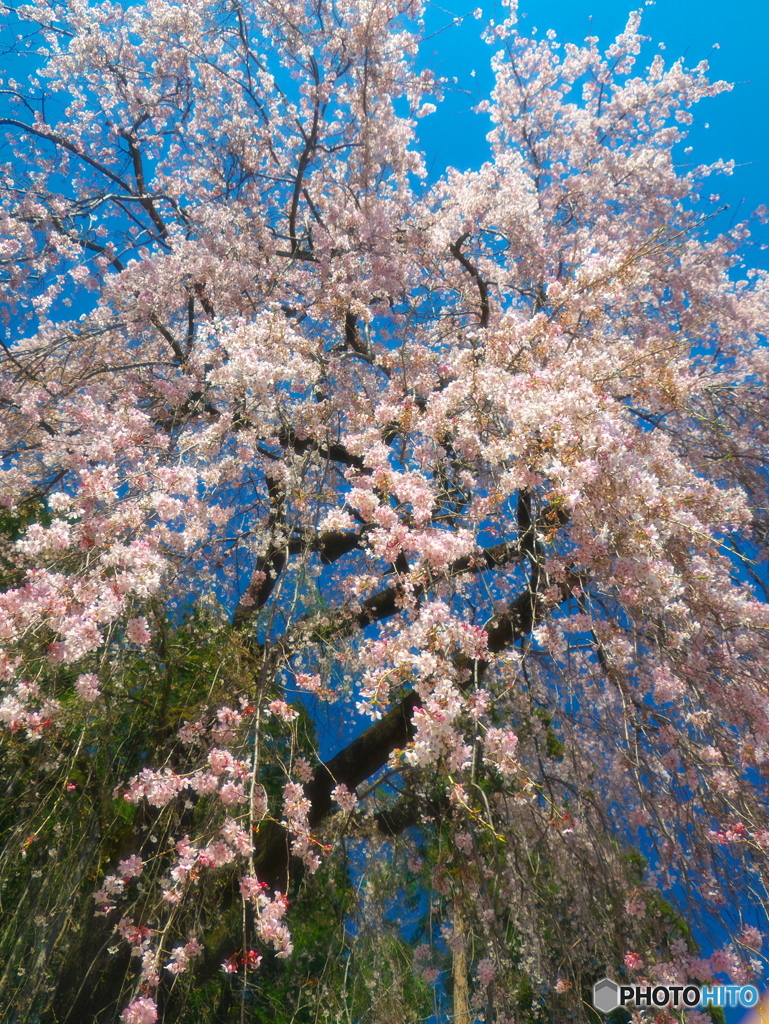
[[453, 902, 471, 1024]]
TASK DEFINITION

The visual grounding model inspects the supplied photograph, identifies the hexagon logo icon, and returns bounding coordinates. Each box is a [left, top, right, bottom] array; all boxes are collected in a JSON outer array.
[[593, 977, 620, 1014]]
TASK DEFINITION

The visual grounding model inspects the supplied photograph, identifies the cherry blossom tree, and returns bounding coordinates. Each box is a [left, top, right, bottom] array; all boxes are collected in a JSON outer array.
[[1, 0, 769, 1020]]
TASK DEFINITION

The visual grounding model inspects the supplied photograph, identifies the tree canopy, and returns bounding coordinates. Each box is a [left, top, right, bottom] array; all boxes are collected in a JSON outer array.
[[1, 1, 768, 1021]]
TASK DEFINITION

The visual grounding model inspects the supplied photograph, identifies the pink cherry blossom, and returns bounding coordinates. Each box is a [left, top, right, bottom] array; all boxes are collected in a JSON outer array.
[[331, 783, 358, 814], [267, 700, 299, 722], [75, 673, 101, 701], [120, 999, 157, 1024], [118, 856, 144, 880], [126, 617, 151, 646], [476, 958, 496, 985]]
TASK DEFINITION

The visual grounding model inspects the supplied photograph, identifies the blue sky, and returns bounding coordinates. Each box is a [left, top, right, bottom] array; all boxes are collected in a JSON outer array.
[[417, 0, 769, 267]]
